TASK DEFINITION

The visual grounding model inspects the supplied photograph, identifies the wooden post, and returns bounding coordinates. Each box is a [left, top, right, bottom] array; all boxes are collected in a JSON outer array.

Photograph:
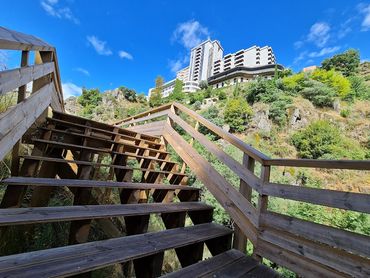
[[252, 164, 270, 262], [10, 50, 29, 176], [233, 153, 255, 252]]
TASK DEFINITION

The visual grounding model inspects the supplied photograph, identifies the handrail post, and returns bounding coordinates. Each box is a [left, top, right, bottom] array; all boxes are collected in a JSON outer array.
[[252, 163, 270, 262], [10, 50, 29, 176], [233, 153, 255, 252]]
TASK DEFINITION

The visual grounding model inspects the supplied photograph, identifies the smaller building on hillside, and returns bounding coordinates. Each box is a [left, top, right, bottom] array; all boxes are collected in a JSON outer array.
[[303, 65, 318, 72]]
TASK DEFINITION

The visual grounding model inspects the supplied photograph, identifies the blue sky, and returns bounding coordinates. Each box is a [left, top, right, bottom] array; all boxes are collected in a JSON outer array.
[[1, 1, 370, 98]]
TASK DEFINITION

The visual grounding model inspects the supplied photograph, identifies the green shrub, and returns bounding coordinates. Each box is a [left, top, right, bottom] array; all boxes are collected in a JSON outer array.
[[282, 72, 305, 93], [301, 80, 336, 107], [269, 95, 293, 126], [311, 69, 351, 98], [321, 49, 360, 77], [347, 75, 370, 101], [189, 91, 205, 104], [78, 88, 102, 107], [340, 109, 350, 118], [246, 78, 282, 103], [291, 120, 366, 159], [199, 106, 224, 139], [118, 86, 137, 102], [224, 98, 253, 132], [217, 89, 227, 100], [193, 100, 201, 110]]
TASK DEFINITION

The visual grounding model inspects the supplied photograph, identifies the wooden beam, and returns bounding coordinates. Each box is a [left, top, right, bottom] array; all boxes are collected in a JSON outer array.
[[162, 123, 258, 244], [0, 83, 53, 161], [0, 62, 54, 95]]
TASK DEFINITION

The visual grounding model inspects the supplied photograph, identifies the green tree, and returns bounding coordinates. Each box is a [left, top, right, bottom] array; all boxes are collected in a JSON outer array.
[[169, 79, 185, 101], [77, 88, 102, 117], [224, 98, 253, 132], [149, 76, 164, 107], [321, 49, 360, 77], [199, 80, 208, 90], [119, 86, 137, 102], [199, 106, 224, 140]]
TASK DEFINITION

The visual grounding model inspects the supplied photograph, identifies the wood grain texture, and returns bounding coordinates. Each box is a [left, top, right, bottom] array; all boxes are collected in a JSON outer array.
[[0, 223, 232, 278]]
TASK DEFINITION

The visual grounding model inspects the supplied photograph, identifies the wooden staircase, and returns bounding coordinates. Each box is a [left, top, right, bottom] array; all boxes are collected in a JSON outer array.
[[0, 111, 274, 277], [1, 27, 369, 277]]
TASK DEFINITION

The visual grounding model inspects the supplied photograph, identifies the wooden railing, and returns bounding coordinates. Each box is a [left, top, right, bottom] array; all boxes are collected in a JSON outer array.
[[0, 26, 64, 164], [115, 102, 370, 277]]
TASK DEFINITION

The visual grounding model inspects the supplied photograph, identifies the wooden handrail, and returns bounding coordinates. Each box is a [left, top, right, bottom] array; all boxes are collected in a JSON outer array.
[[120, 102, 370, 277]]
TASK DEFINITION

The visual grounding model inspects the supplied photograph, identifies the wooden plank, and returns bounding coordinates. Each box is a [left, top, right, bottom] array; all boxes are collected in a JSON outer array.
[[163, 123, 258, 244], [260, 227, 370, 277], [0, 62, 54, 95], [120, 110, 169, 126], [265, 158, 370, 170], [163, 249, 251, 278], [0, 202, 212, 226], [128, 120, 166, 136], [233, 154, 255, 252], [262, 182, 370, 214], [19, 156, 186, 177], [10, 50, 29, 176], [256, 240, 349, 278], [52, 110, 160, 141], [173, 103, 269, 163], [168, 111, 261, 191], [114, 103, 172, 125], [1, 177, 199, 191], [0, 223, 232, 277], [261, 211, 370, 259], [0, 83, 53, 161], [0, 26, 53, 51], [38, 127, 167, 160]]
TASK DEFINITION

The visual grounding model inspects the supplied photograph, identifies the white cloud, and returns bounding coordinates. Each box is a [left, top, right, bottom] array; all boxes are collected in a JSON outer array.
[[294, 41, 304, 49], [62, 82, 82, 99], [40, 0, 79, 24], [87, 36, 112, 56], [307, 22, 331, 47], [293, 51, 308, 64], [359, 3, 370, 31], [169, 59, 183, 74], [118, 50, 133, 60], [172, 19, 210, 49], [308, 46, 341, 58], [74, 67, 90, 76]]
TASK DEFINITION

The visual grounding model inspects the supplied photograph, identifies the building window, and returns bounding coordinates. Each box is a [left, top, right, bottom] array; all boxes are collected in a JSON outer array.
[[240, 77, 244, 83], [222, 82, 224, 87], [234, 78, 237, 84], [216, 84, 219, 88]]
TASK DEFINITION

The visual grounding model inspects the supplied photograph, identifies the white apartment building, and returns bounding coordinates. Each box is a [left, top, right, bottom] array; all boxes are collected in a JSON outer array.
[[148, 41, 281, 98]]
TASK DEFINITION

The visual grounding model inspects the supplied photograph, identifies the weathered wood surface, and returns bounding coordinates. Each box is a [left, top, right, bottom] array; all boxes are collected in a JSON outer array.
[[119, 110, 169, 126], [19, 155, 186, 177], [265, 158, 370, 170], [164, 249, 278, 278], [168, 111, 261, 191], [262, 182, 370, 213], [0, 202, 212, 226], [0, 26, 53, 51], [0, 62, 54, 95], [127, 120, 166, 136], [0, 223, 232, 278], [163, 123, 258, 244], [0, 83, 53, 161], [1, 177, 197, 191], [261, 211, 370, 259], [260, 227, 370, 277]]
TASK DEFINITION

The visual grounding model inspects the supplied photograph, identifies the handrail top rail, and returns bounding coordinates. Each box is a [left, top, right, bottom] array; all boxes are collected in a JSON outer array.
[[115, 102, 370, 170], [0, 26, 54, 51]]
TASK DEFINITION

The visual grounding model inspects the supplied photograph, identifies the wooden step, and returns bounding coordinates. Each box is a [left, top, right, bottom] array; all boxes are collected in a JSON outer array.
[[51, 110, 161, 142], [19, 156, 186, 177], [39, 127, 168, 158], [1, 177, 195, 191], [0, 223, 232, 277], [32, 138, 169, 156], [0, 202, 212, 226], [164, 249, 279, 277], [46, 116, 161, 146]]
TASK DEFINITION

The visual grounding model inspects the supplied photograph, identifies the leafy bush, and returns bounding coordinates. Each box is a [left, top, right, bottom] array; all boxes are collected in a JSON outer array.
[[291, 120, 366, 159], [301, 80, 336, 107], [217, 89, 227, 100], [340, 109, 350, 118], [169, 79, 185, 101], [189, 91, 205, 104], [78, 88, 102, 107], [246, 78, 282, 103], [118, 86, 137, 102], [193, 100, 201, 110], [269, 95, 293, 126], [347, 75, 370, 101], [282, 72, 305, 93], [311, 69, 351, 98], [224, 98, 253, 132], [199, 106, 224, 139]]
